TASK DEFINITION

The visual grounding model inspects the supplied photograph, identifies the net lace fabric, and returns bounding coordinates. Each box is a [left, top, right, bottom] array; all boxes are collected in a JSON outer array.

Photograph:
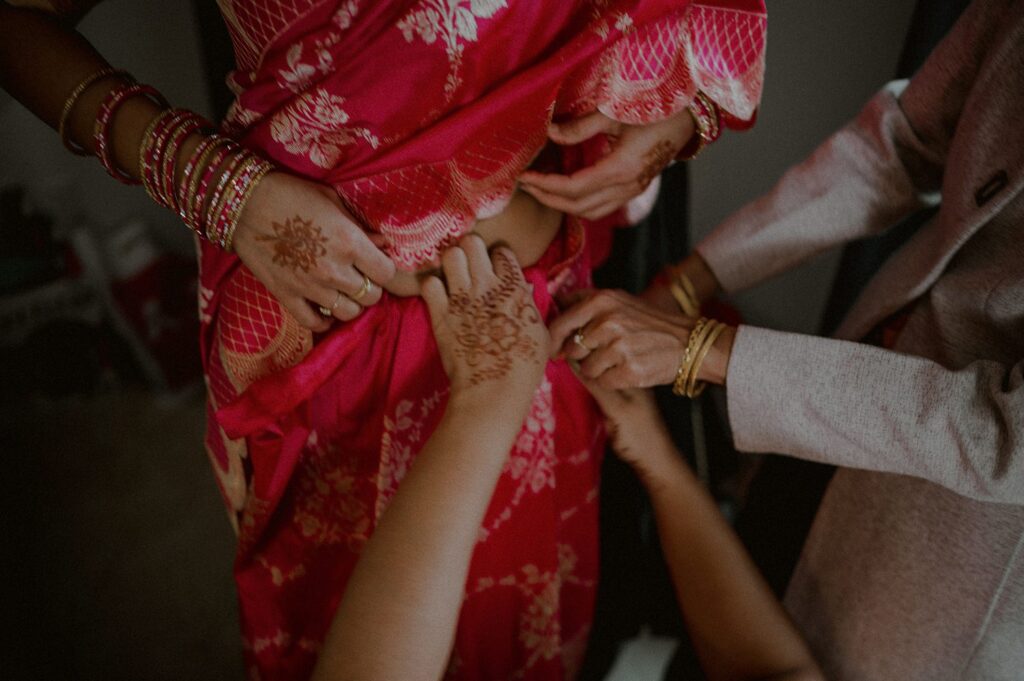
[[217, 0, 319, 72]]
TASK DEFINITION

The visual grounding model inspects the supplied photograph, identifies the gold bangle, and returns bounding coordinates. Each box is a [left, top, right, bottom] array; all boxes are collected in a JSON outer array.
[[694, 90, 721, 140], [206, 153, 250, 243], [137, 108, 177, 201], [667, 265, 700, 317], [182, 138, 230, 229], [673, 317, 708, 396], [676, 104, 709, 162], [59, 67, 131, 156], [686, 320, 726, 398], [679, 270, 700, 307], [681, 319, 716, 397], [221, 160, 273, 252]]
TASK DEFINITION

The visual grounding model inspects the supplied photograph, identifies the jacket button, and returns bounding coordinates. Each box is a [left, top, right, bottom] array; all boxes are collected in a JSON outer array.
[[975, 170, 1008, 207]]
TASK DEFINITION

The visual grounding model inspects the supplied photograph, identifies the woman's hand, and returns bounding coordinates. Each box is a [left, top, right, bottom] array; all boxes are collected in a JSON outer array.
[[518, 108, 694, 220], [550, 289, 694, 389], [422, 234, 548, 404], [581, 376, 681, 486], [232, 171, 396, 332]]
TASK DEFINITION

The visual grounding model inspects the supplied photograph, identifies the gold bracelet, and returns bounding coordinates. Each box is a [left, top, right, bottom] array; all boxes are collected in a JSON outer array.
[[182, 138, 230, 230], [222, 161, 273, 252], [676, 105, 709, 162], [59, 67, 131, 156], [686, 320, 726, 398], [667, 264, 700, 317], [681, 319, 716, 397], [137, 108, 177, 201], [673, 317, 708, 396]]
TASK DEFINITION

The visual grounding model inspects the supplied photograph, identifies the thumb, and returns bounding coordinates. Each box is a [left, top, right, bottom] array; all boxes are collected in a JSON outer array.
[[549, 111, 620, 145]]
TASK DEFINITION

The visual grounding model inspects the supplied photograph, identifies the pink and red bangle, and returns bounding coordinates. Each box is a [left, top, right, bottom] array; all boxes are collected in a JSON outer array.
[[677, 90, 722, 161], [94, 82, 168, 184], [160, 114, 211, 212], [60, 68, 133, 156], [65, 66, 277, 251]]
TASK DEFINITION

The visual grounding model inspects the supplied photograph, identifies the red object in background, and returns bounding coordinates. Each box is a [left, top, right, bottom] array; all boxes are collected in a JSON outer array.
[[100, 222, 201, 392]]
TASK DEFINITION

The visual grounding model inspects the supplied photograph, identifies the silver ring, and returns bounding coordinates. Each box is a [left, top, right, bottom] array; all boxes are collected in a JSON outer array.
[[318, 304, 332, 317]]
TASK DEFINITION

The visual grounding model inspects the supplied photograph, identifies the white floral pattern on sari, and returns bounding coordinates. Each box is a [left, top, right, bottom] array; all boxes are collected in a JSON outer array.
[[396, 0, 508, 98], [270, 88, 380, 168]]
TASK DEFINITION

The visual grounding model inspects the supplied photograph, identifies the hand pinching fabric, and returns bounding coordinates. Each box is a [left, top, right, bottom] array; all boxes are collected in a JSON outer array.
[[421, 235, 548, 399], [519, 108, 695, 220]]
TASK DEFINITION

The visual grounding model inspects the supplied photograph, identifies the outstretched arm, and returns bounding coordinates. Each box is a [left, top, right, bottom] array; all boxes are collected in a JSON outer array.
[[312, 236, 549, 681], [0, 3, 395, 331], [652, 0, 1010, 309], [582, 383, 822, 681]]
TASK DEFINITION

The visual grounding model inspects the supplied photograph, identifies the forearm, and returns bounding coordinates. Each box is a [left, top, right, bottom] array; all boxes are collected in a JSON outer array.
[[641, 446, 819, 681], [0, 5, 195, 182], [312, 391, 532, 681], [694, 84, 934, 295], [726, 325, 1024, 503]]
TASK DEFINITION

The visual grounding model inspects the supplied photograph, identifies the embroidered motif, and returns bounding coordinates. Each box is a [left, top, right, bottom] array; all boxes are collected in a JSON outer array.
[[292, 430, 373, 550], [396, 0, 508, 98], [377, 389, 449, 520], [478, 377, 557, 542], [270, 89, 379, 168], [333, 0, 359, 29]]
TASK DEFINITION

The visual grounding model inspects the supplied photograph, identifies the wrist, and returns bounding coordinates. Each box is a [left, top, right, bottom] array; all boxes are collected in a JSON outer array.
[[678, 252, 720, 304], [697, 324, 735, 385], [445, 378, 541, 435]]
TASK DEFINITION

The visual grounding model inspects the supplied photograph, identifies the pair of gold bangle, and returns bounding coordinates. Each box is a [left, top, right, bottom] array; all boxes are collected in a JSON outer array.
[[668, 265, 700, 317], [672, 317, 726, 398]]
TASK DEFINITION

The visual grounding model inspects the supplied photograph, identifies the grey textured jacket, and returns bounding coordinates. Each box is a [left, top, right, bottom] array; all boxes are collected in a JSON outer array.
[[695, 0, 1024, 678]]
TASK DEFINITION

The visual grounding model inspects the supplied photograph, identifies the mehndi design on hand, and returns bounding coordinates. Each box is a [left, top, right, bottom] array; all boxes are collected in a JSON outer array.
[[256, 215, 328, 273], [448, 251, 541, 386], [637, 139, 678, 189]]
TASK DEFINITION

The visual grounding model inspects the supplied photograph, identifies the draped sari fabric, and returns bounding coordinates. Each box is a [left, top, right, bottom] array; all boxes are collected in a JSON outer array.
[[200, 1, 766, 678]]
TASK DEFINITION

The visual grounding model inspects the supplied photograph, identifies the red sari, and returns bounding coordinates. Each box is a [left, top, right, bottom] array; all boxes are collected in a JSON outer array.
[[199, 1, 766, 678]]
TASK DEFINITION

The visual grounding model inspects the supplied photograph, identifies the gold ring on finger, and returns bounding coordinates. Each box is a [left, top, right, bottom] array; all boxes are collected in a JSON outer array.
[[318, 304, 333, 317], [573, 328, 592, 352], [352, 274, 373, 302]]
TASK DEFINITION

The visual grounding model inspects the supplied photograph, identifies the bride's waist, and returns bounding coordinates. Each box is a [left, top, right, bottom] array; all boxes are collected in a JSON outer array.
[[381, 190, 563, 297]]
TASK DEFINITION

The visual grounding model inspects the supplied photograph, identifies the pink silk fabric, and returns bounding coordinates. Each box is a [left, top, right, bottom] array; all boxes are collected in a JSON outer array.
[[199, 1, 766, 679]]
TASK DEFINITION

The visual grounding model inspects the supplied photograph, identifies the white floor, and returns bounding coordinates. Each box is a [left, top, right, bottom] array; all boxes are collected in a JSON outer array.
[[604, 630, 680, 681]]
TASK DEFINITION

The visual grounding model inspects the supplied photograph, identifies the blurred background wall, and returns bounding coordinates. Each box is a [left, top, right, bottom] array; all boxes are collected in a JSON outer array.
[[0, 1, 918, 679], [0, 0, 211, 255], [690, 1, 917, 332]]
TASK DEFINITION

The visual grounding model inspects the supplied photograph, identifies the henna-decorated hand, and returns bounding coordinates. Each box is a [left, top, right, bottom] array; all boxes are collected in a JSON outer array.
[[232, 171, 396, 332], [421, 235, 548, 402], [518, 108, 695, 220]]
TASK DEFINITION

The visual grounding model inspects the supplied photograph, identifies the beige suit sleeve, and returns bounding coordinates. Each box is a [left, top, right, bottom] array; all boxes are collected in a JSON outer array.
[[725, 325, 1024, 505], [696, 0, 1010, 294]]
